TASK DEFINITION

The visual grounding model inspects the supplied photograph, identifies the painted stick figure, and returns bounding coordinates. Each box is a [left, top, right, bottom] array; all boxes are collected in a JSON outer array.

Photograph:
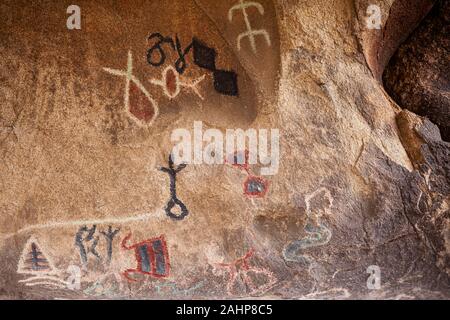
[[75, 225, 100, 267], [228, 0, 271, 53], [100, 226, 120, 265], [159, 154, 189, 221], [215, 249, 276, 296]]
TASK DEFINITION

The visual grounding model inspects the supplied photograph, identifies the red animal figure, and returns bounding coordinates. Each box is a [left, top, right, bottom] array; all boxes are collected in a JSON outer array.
[[215, 249, 276, 296], [121, 233, 170, 282]]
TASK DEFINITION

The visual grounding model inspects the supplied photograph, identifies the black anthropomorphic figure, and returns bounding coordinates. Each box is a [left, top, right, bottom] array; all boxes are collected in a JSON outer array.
[[158, 154, 189, 221]]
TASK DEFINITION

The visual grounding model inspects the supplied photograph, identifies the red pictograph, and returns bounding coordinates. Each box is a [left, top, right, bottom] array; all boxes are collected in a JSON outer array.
[[226, 149, 251, 173], [226, 150, 270, 198], [243, 175, 270, 198], [121, 233, 170, 282], [214, 249, 277, 296]]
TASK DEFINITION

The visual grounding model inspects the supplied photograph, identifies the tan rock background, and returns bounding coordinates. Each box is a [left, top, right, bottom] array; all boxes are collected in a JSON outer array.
[[0, 0, 448, 299]]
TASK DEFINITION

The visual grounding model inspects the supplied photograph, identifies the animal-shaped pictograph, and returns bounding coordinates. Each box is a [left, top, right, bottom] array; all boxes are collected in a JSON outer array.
[[213, 249, 277, 296], [283, 188, 333, 264]]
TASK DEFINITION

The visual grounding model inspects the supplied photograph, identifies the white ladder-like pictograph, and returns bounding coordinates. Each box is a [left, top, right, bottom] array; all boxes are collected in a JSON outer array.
[[228, 0, 271, 53]]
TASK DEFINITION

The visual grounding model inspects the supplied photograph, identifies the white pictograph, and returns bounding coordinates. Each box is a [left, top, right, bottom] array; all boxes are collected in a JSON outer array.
[[305, 187, 334, 217], [282, 188, 334, 264], [103, 51, 159, 126], [149, 65, 205, 100], [17, 237, 59, 276], [66, 265, 82, 290], [17, 237, 70, 289], [228, 0, 271, 53], [1, 209, 166, 242]]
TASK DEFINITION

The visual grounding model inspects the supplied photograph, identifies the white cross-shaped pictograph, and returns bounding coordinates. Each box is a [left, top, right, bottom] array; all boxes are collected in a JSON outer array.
[[149, 65, 206, 100], [228, 0, 271, 53], [103, 51, 159, 126]]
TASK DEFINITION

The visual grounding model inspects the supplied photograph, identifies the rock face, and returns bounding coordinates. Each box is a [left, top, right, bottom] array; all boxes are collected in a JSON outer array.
[[396, 110, 450, 276], [0, 0, 448, 299], [384, 0, 450, 142]]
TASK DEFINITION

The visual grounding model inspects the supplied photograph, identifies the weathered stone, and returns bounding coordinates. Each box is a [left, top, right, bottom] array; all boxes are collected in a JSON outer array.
[[384, 0, 450, 141], [0, 0, 448, 300]]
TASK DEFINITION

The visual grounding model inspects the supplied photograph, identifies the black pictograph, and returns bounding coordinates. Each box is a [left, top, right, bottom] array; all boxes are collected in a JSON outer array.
[[147, 33, 239, 96], [159, 154, 189, 221]]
